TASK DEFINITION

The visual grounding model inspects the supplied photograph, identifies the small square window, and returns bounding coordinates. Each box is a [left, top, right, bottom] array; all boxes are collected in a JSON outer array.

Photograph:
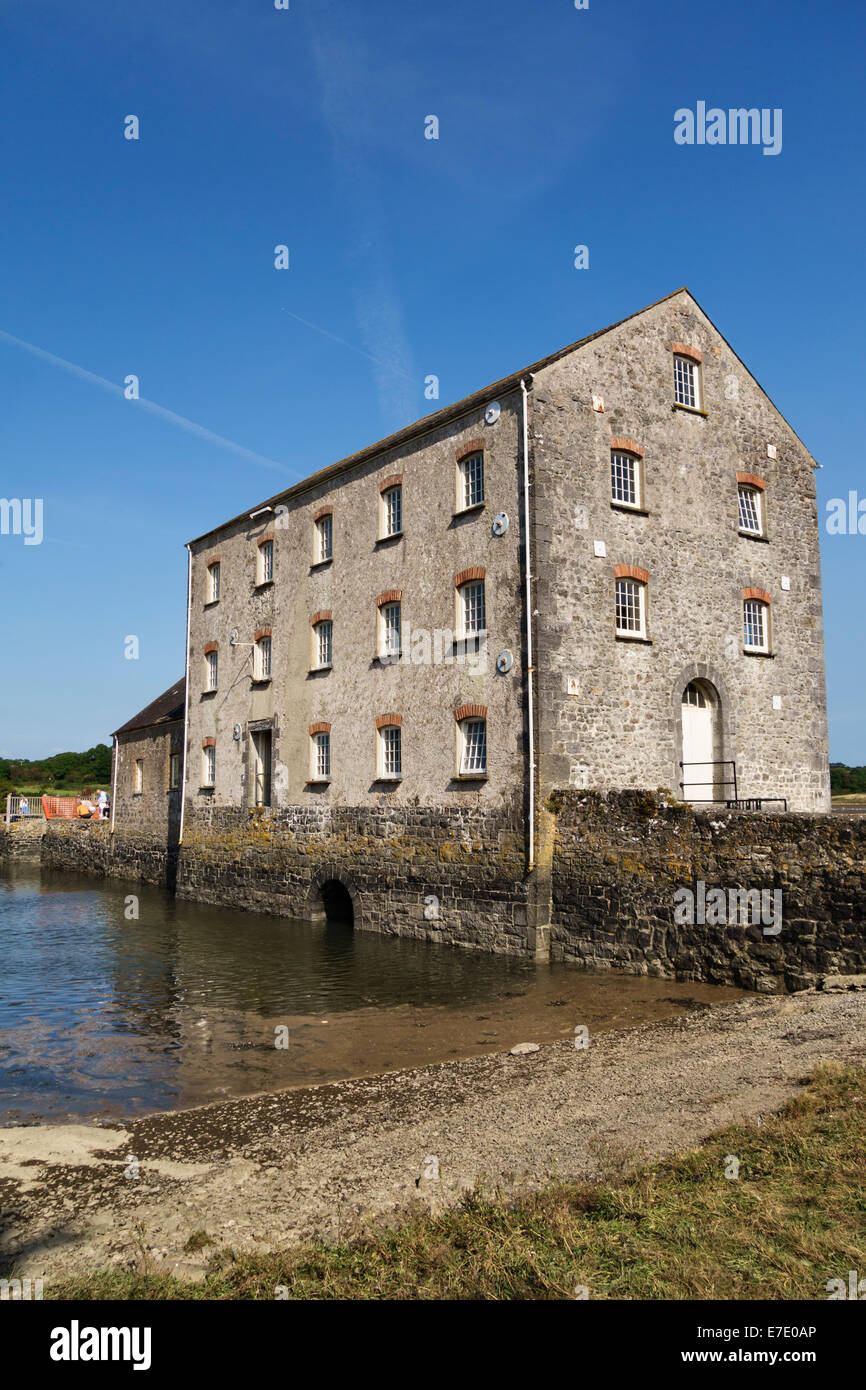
[[316, 514, 333, 563], [460, 718, 487, 776], [207, 562, 221, 603], [615, 578, 646, 638], [674, 355, 700, 409], [738, 486, 763, 536], [258, 539, 273, 584], [458, 452, 484, 510]]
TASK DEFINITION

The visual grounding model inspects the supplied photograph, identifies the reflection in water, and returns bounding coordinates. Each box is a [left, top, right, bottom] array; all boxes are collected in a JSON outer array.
[[0, 867, 743, 1124]]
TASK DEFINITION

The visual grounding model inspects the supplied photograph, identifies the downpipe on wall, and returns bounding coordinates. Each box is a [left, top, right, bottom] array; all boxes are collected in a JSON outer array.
[[178, 543, 192, 845]]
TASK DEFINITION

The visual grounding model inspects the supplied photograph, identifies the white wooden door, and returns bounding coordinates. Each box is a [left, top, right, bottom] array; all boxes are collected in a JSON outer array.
[[681, 684, 715, 801]]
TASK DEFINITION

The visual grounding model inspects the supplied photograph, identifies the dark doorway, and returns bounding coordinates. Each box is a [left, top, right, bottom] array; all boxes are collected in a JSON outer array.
[[320, 879, 354, 924]]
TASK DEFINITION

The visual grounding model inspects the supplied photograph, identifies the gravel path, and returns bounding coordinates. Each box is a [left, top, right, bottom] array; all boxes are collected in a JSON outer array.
[[2, 982, 864, 1285]]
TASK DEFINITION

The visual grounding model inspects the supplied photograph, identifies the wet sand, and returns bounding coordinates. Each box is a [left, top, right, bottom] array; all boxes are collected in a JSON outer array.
[[1, 978, 863, 1287]]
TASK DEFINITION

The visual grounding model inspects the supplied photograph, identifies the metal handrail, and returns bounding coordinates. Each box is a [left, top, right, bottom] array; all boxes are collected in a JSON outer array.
[[679, 759, 738, 801]]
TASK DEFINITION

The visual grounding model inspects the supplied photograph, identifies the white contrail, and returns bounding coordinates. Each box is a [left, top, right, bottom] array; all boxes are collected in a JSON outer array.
[[0, 328, 296, 476], [280, 307, 416, 382]]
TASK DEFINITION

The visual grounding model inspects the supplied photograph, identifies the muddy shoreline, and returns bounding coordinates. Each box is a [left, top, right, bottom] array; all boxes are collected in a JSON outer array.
[[1, 981, 864, 1286]]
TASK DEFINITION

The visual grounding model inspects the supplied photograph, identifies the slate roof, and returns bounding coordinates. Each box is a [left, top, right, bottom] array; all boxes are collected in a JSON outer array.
[[113, 677, 186, 737]]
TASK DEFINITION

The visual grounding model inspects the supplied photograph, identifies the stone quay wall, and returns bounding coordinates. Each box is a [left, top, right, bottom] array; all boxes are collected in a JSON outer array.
[[7, 793, 865, 988], [177, 802, 530, 955], [550, 790, 866, 991]]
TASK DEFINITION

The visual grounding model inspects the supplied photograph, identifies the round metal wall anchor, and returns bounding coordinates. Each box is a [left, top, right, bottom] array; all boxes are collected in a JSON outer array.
[[492, 511, 509, 536], [496, 649, 514, 675], [484, 401, 501, 425], [232, 724, 242, 741]]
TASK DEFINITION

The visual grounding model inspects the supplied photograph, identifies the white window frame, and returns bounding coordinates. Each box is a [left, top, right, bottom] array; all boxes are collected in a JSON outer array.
[[257, 538, 274, 585], [378, 724, 402, 780], [611, 451, 642, 509], [314, 620, 333, 669], [134, 758, 143, 793], [458, 579, 487, 638], [457, 452, 485, 511], [202, 745, 215, 787], [743, 599, 770, 654], [316, 514, 333, 563], [379, 602, 402, 661], [206, 561, 220, 604], [255, 635, 272, 680], [205, 650, 218, 691], [311, 731, 331, 782], [738, 485, 764, 537], [381, 485, 402, 538], [673, 354, 701, 409], [459, 718, 487, 777], [169, 752, 181, 791], [615, 578, 647, 638]]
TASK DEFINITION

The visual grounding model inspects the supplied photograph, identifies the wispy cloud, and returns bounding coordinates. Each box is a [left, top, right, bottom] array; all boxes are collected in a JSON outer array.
[[304, 7, 417, 424], [0, 328, 295, 477]]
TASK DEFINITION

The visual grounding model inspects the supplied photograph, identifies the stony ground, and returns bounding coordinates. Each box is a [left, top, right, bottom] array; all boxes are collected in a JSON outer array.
[[1, 979, 864, 1287]]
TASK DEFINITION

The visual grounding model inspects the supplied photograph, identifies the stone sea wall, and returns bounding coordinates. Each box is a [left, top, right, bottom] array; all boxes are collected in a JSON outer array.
[[5, 792, 864, 989], [550, 790, 866, 990]]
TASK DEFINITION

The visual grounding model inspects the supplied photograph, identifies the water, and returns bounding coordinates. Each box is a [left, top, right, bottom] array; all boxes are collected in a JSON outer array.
[[0, 866, 743, 1124]]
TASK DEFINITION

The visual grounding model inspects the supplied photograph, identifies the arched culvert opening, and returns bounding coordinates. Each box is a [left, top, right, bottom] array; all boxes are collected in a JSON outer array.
[[320, 879, 354, 925]]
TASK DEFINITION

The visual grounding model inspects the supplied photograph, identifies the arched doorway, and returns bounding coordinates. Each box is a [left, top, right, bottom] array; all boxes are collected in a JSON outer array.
[[680, 680, 723, 802], [319, 879, 354, 925]]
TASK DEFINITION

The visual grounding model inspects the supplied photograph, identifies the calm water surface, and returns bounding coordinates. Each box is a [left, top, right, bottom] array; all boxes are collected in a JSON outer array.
[[0, 867, 743, 1123]]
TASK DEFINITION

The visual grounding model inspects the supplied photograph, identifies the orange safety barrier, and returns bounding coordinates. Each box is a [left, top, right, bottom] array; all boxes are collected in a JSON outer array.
[[42, 795, 82, 820]]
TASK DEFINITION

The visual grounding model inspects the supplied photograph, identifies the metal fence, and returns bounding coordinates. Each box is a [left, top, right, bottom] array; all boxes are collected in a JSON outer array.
[[4, 795, 45, 823]]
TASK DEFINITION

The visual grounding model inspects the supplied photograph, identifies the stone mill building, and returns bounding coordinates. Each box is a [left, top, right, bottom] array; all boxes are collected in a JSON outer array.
[[105, 287, 832, 968]]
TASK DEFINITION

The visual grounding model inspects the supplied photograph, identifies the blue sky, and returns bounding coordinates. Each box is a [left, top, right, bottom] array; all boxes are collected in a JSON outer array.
[[1, 0, 864, 761]]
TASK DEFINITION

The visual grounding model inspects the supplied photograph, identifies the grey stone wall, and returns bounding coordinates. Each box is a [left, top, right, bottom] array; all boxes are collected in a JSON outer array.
[[0, 820, 46, 863], [531, 290, 830, 813], [113, 722, 183, 844], [177, 801, 530, 955], [186, 397, 527, 815], [550, 790, 865, 990]]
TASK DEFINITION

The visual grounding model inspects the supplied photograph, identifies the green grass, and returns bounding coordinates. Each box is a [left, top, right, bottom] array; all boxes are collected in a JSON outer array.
[[43, 1063, 866, 1301]]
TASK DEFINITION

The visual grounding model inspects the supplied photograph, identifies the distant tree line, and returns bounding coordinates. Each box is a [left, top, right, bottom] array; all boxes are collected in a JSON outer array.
[[0, 744, 112, 799], [830, 763, 866, 793]]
